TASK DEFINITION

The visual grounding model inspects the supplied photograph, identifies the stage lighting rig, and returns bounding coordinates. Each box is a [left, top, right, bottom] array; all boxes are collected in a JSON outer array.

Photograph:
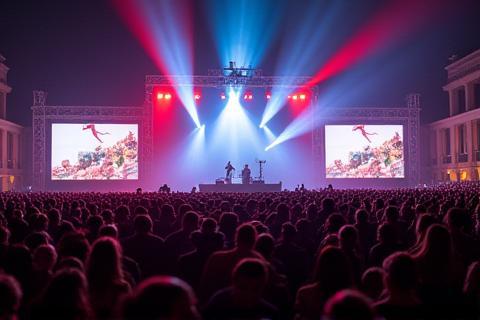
[[223, 61, 258, 86], [243, 91, 253, 101]]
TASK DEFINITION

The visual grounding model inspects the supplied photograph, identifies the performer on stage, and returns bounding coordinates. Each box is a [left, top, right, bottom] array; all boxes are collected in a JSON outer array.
[[225, 161, 235, 183], [83, 123, 110, 143], [241, 164, 251, 184]]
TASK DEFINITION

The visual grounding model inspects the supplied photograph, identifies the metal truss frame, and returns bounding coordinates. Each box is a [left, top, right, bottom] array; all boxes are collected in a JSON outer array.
[[32, 95, 152, 190], [312, 94, 421, 186]]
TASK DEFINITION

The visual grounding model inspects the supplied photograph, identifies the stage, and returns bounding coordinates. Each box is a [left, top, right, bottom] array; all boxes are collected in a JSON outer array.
[[198, 183, 282, 193]]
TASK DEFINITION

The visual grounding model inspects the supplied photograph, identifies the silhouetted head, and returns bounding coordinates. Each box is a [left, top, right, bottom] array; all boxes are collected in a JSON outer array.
[[87, 237, 123, 287], [383, 252, 417, 293], [33, 244, 57, 272], [314, 246, 353, 296], [324, 289, 375, 320], [255, 233, 275, 260], [134, 214, 153, 235], [235, 223, 257, 250], [339, 225, 358, 251], [123, 276, 199, 320], [232, 258, 268, 303], [0, 274, 22, 319], [182, 211, 199, 231]]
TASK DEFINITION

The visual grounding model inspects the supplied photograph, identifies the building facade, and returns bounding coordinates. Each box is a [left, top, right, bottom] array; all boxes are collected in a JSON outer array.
[[0, 54, 25, 191], [428, 49, 480, 182]]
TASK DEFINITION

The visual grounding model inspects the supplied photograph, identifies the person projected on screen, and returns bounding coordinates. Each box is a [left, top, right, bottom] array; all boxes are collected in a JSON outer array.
[[352, 125, 377, 143], [82, 123, 110, 143]]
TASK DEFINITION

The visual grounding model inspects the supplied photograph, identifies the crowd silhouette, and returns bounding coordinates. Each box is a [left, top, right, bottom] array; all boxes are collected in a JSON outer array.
[[1, 182, 480, 319]]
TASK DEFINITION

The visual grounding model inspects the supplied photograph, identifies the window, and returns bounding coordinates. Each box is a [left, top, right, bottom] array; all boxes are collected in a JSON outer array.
[[475, 83, 480, 109], [0, 92, 4, 119]]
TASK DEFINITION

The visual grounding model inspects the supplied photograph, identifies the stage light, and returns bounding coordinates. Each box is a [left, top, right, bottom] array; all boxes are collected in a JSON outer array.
[[194, 93, 201, 101], [157, 93, 164, 100], [292, 95, 298, 100], [266, 93, 271, 100], [300, 94, 306, 100], [266, 107, 317, 150], [165, 93, 172, 100], [243, 92, 253, 101]]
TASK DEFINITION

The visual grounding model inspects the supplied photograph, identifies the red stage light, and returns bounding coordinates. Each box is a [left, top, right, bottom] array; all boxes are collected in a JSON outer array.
[[243, 93, 253, 101], [194, 94, 201, 101], [292, 95, 298, 100], [164, 93, 172, 100], [157, 93, 164, 100], [266, 93, 271, 100], [221, 92, 226, 100], [299, 94, 306, 100]]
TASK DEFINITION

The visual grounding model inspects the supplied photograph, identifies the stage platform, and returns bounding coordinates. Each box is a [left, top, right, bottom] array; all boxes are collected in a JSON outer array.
[[199, 183, 282, 193]]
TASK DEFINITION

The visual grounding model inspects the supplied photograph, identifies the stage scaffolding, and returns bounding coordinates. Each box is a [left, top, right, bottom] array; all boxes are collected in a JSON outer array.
[[32, 68, 420, 190]]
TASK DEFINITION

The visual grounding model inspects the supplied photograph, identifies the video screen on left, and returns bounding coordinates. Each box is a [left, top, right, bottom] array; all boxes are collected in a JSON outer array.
[[51, 123, 138, 180]]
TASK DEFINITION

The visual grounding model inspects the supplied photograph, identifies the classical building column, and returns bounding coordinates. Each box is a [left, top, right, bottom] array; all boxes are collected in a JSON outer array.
[[448, 89, 456, 116], [450, 125, 457, 164], [466, 120, 473, 162]]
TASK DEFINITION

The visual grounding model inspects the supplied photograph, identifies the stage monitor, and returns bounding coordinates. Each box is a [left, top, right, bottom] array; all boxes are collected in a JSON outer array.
[[51, 123, 138, 180], [325, 125, 404, 178]]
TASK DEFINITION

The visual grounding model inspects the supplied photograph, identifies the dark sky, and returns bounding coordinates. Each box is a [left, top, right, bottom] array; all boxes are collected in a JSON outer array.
[[1, 0, 479, 127]]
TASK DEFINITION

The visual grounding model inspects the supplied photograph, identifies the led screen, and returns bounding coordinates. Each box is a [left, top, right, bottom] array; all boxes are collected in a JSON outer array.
[[51, 123, 138, 180], [325, 125, 404, 178]]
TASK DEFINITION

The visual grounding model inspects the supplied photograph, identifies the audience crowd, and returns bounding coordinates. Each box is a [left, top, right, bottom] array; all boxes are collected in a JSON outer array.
[[2, 182, 480, 319]]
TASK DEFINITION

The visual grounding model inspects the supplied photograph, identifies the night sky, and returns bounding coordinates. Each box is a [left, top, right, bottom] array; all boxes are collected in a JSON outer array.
[[1, 0, 479, 127]]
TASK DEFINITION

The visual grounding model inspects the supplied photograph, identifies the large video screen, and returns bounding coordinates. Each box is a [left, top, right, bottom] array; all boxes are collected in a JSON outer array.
[[325, 125, 404, 178], [51, 123, 138, 180]]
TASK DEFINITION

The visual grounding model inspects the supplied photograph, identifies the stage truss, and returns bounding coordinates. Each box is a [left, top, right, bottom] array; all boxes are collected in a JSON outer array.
[[32, 91, 152, 190], [31, 70, 420, 189]]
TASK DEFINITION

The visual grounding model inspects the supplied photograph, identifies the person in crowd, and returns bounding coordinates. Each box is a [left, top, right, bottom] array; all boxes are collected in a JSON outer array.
[[361, 267, 385, 301], [178, 218, 224, 292], [218, 212, 239, 249], [368, 223, 399, 267], [323, 289, 376, 320], [295, 246, 353, 320], [155, 204, 176, 238], [413, 224, 466, 318], [122, 276, 200, 320], [375, 252, 422, 320], [86, 237, 131, 319], [0, 274, 22, 320], [273, 222, 309, 294], [165, 211, 200, 266], [200, 223, 263, 303], [203, 258, 279, 320], [339, 225, 363, 285], [31, 244, 57, 300], [30, 268, 92, 320], [122, 214, 165, 278]]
